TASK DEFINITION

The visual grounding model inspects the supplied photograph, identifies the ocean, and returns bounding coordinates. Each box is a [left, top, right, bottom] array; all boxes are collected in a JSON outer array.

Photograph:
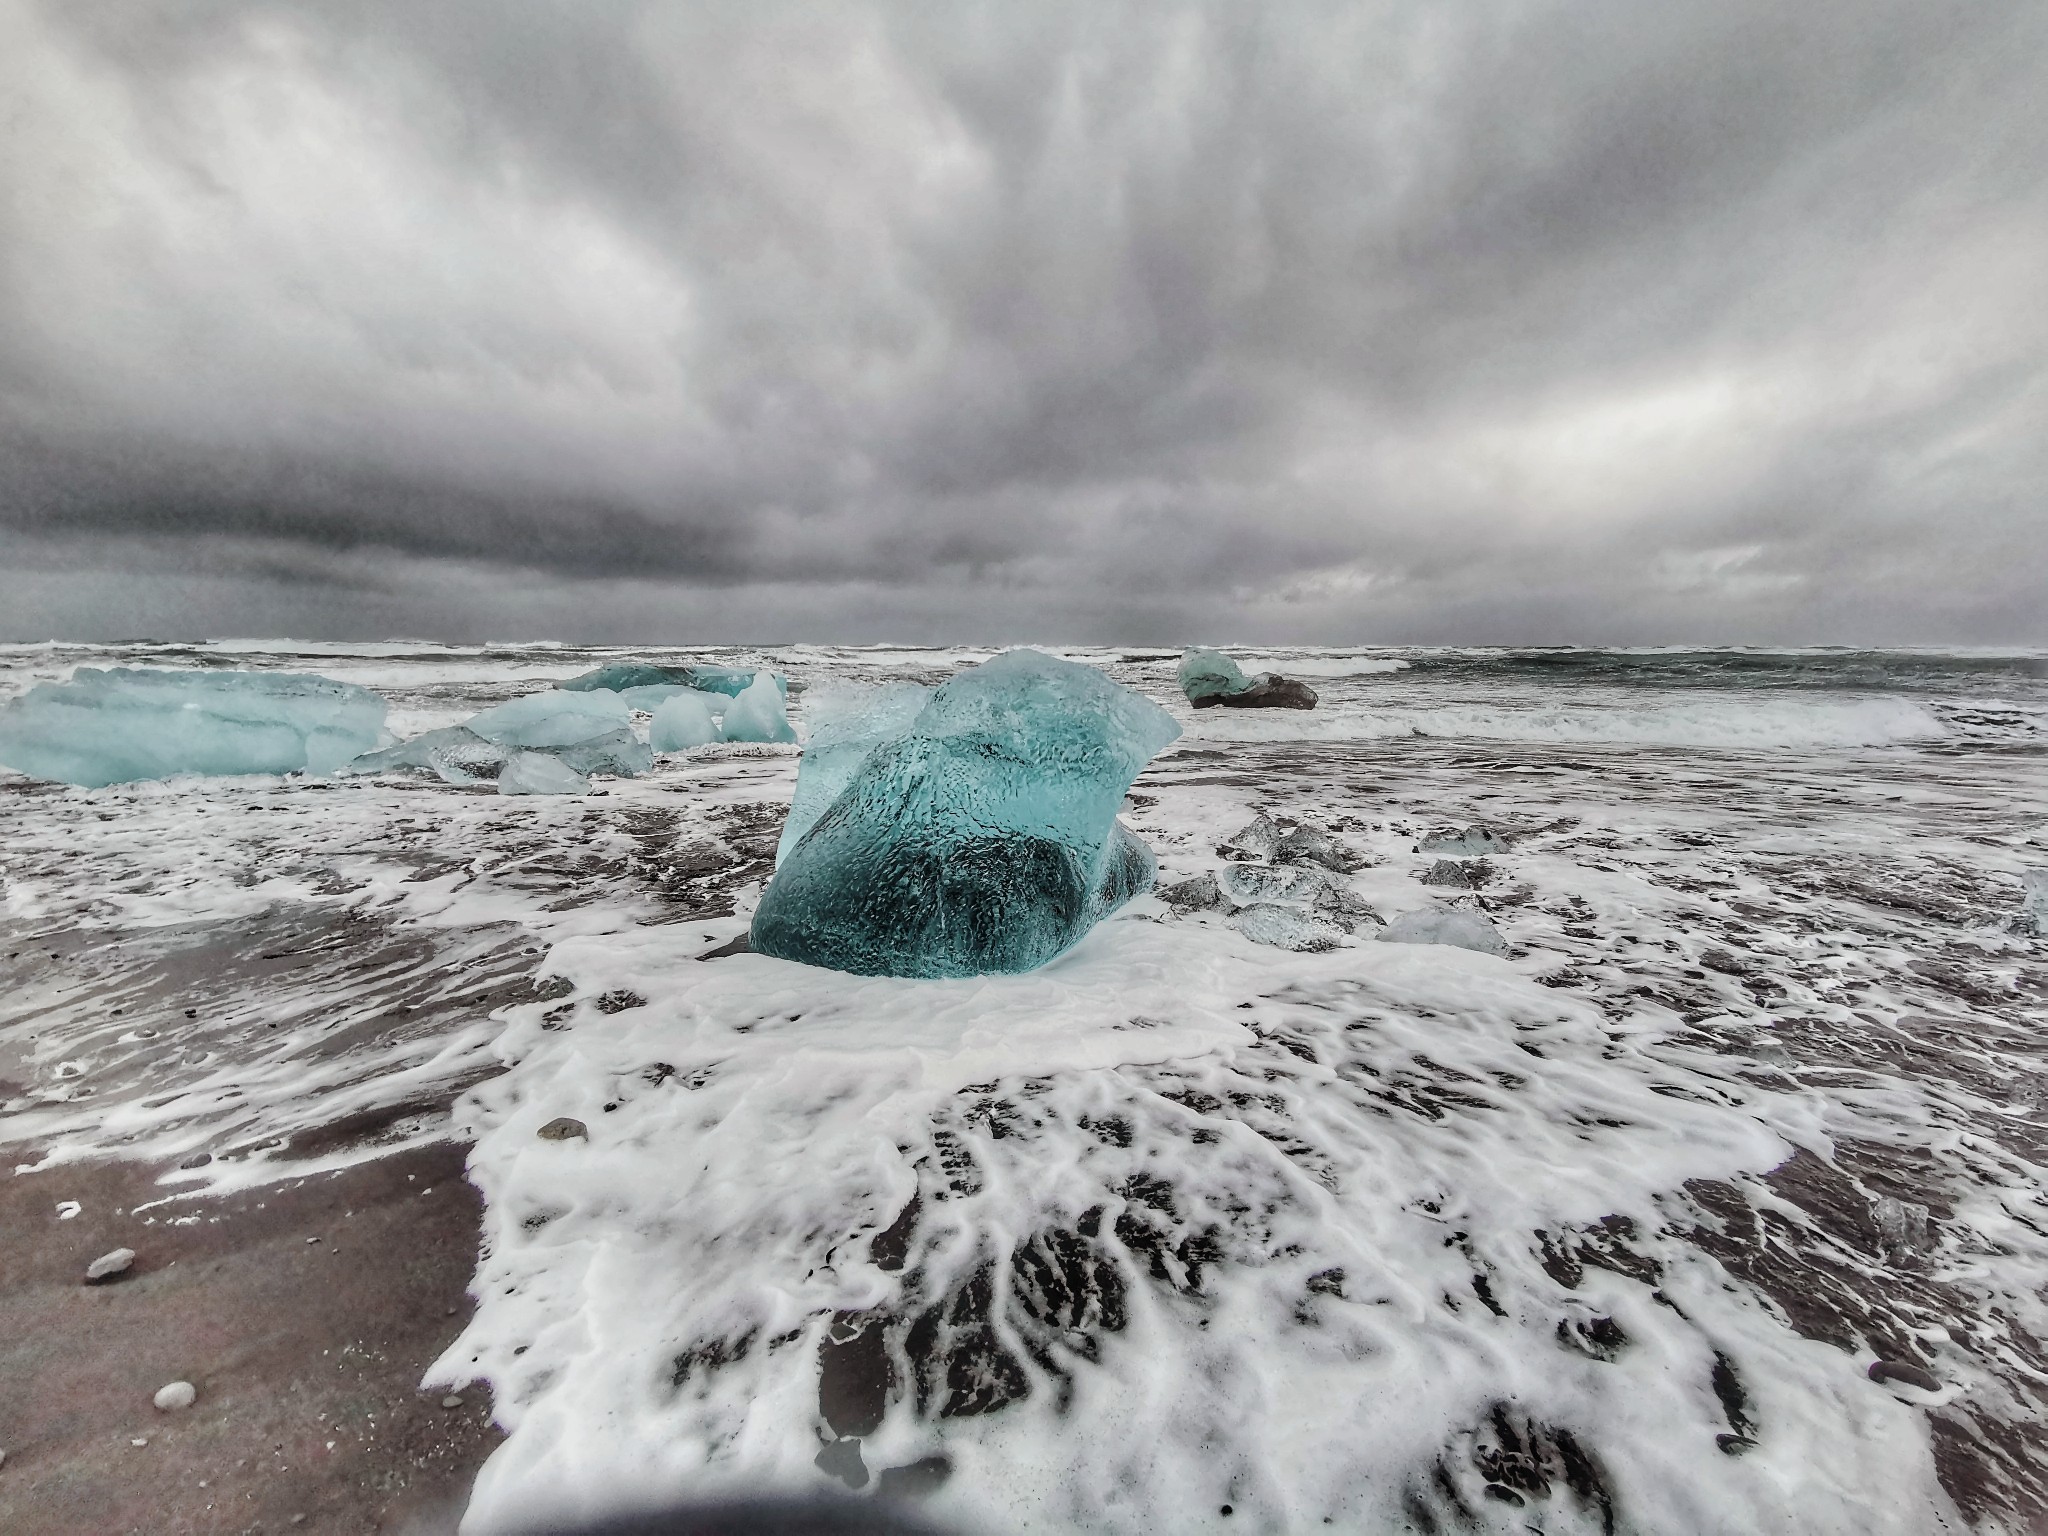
[[3, 642, 2044, 1533]]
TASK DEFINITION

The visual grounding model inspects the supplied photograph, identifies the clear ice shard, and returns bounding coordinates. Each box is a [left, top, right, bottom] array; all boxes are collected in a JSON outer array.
[[1232, 902, 1347, 952], [1178, 648, 1253, 701], [348, 726, 510, 784], [750, 649, 1181, 977], [0, 668, 386, 787], [1378, 905, 1508, 956], [498, 752, 589, 796], [718, 672, 797, 744], [1420, 825, 1506, 856], [649, 691, 721, 752], [2016, 868, 2048, 937], [465, 690, 633, 748]]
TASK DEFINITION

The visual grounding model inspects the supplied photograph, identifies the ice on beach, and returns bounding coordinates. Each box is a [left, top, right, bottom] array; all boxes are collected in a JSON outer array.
[[1178, 647, 1254, 701], [2017, 868, 2048, 936], [1231, 901, 1348, 951], [1420, 825, 1506, 857], [498, 752, 589, 796], [559, 662, 784, 698], [465, 689, 633, 749], [1378, 904, 1508, 955], [349, 726, 511, 785], [751, 649, 1180, 976], [552, 729, 655, 777], [648, 692, 721, 753], [773, 682, 933, 864], [0, 667, 386, 787], [717, 672, 797, 744]]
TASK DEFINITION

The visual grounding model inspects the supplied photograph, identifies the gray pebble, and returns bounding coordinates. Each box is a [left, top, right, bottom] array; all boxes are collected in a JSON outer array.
[[537, 1117, 588, 1141], [85, 1247, 136, 1284]]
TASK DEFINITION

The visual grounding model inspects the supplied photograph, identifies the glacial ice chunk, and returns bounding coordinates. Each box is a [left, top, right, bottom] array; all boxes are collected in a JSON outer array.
[[719, 672, 797, 744], [1378, 905, 1508, 956], [1179, 648, 1253, 701], [751, 649, 1180, 977], [553, 728, 655, 777], [558, 663, 784, 698], [0, 668, 386, 788], [499, 752, 589, 796], [1420, 825, 1506, 857], [2015, 868, 2048, 937], [774, 682, 933, 865], [348, 726, 510, 785], [1232, 902, 1347, 952], [466, 690, 632, 749], [649, 692, 721, 753]]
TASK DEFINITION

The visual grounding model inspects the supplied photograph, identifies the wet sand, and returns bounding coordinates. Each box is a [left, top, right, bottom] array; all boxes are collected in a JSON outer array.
[[0, 1141, 497, 1535]]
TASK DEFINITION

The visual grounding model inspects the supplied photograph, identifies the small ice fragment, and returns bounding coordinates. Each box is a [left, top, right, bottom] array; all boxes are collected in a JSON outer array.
[[1219, 864, 1327, 902], [84, 1247, 135, 1284], [1231, 903, 1347, 952], [153, 1381, 197, 1411], [1312, 882, 1382, 926], [1274, 824, 1363, 871], [1873, 1196, 1932, 1257], [466, 690, 632, 750], [0, 668, 387, 787], [55, 1201, 81, 1220], [347, 726, 510, 785], [552, 728, 654, 777], [498, 753, 588, 797], [719, 672, 797, 744], [1420, 825, 1505, 857], [752, 650, 1179, 977], [1159, 873, 1229, 912], [649, 692, 722, 753], [440, 1394, 465, 1409], [1378, 906, 1508, 956], [1216, 812, 1283, 862], [537, 1117, 588, 1141], [1420, 858, 1490, 889]]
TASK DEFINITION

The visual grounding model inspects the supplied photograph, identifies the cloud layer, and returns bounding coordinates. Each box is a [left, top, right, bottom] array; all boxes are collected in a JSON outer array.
[[3, 0, 2043, 642]]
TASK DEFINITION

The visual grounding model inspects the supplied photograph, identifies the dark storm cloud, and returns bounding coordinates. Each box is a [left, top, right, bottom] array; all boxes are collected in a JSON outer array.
[[1, 0, 2042, 641]]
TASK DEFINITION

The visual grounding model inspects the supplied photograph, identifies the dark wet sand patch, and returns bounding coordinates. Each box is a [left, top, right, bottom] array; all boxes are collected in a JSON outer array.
[[0, 1142, 496, 1535]]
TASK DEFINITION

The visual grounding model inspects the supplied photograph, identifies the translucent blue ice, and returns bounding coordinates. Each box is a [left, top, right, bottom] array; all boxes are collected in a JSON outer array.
[[349, 726, 509, 784], [558, 663, 784, 698], [498, 752, 589, 796], [0, 668, 386, 787], [718, 673, 796, 744], [772, 681, 933, 865], [1177, 648, 1253, 701], [465, 690, 632, 749], [751, 649, 1180, 977], [649, 692, 721, 752]]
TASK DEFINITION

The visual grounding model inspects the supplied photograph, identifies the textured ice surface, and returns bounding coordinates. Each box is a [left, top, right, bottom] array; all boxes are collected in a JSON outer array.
[[649, 692, 721, 753], [773, 682, 934, 865], [465, 690, 632, 749], [552, 729, 655, 778], [1178, 647, 1253, 701], [1420, 825, 1506, 856], [718, 672, 797, 744], [0, 667, 386, 787], [348, 726, 511, 785], [1231, 901, 1348, 951], [1379, 904, 1508, 955], [498, 752, 589, 796], [752, 650, 1179, 976], [2017, 868, 2048, 936]]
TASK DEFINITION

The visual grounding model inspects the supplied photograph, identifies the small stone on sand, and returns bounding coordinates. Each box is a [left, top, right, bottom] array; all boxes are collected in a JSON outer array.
[[85, 1247, 136, 1283], [154, 1381, 198, 1411], [537, 1117, 588, 1141]]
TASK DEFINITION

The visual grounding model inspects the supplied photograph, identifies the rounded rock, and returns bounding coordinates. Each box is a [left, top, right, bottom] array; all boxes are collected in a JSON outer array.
[[153, 1381, 197, 1412], [536, 1117, 588, 1141], [1868, 1359, 1941, 1393]]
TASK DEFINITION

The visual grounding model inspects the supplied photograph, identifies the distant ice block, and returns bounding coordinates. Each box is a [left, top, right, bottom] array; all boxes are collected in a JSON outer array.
[[2016, 869, 2048, 937], [558, 662, 785, 698], [499, 752, 589, 796], [774, 682, 933, 865], [1179, 648, 1253, 701], [649, 692, 721, 753], [1378, 905, 1507, 956], [0, 668, 386, 788], [751, 649, 1180, 977], [1420, 825, 1506, 857], [719, 672, 798, 744], [466, 690, 632, 749]]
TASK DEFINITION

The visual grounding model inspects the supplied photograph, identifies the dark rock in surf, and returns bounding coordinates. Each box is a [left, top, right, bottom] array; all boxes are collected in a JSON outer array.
[[1867, 1359, 1941, 1392], [1191, 674, 1319, 710]]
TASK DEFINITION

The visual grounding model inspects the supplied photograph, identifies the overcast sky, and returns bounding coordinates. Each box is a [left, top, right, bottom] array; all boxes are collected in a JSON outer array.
[[2, 0, 2043, 644]]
